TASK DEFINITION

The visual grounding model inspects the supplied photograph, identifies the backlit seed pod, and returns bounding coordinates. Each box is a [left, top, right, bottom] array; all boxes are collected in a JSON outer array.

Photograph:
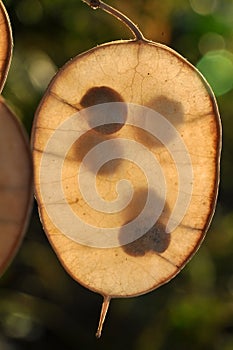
[[32, 0, 221, 337], [0, 98, 32, 276], [0, 0, 12, 92]]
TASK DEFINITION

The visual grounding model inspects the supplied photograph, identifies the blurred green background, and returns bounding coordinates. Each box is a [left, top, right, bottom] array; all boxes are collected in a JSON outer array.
[[0, 0, 233, 349]]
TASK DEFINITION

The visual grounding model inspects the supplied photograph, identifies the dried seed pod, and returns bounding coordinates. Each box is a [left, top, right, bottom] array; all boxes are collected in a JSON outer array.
[[0, 1, 32, 275], [0, 98, 32, 276], [32, 0, 221, 337], [0, 0, 13, 92]]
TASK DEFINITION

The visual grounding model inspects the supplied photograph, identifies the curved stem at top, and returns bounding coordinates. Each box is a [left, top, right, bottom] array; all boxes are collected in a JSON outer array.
[[83, 0, 145, 41]]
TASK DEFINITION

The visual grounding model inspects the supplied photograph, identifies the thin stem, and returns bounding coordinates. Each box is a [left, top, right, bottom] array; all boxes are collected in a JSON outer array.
[[82, 0, 145, 41], [96, 295, 111, 338]]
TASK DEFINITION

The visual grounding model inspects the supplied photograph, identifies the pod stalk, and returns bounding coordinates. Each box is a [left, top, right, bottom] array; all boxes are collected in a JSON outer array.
[[83, 0, 145, 41], [96, 295, 111, 338]]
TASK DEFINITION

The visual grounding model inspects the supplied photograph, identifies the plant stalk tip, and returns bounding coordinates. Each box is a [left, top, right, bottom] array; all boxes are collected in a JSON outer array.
[[96, 296, 111, 338]]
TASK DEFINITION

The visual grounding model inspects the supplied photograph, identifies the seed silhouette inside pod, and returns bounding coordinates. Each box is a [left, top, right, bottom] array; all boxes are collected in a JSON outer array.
[[0, 98, 32, 276], [32, 0, 221, 338], [80, 86, 127, 134], [0, 0, 12, 92]]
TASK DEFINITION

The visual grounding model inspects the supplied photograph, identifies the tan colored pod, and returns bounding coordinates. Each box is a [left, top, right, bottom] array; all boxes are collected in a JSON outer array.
[[0, 98, 32, 276], [0, 0, 13, 92], [32, 0, 221, 337]]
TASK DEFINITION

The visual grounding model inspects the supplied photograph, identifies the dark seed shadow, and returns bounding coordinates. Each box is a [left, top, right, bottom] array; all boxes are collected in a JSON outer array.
[[118, 187, 171, 257], [68, 86, 127, 176], [79, 86, 127, 135], [148, 95, 184, 126], [133, 96, 184, 149], [70, 130, 125, 176]]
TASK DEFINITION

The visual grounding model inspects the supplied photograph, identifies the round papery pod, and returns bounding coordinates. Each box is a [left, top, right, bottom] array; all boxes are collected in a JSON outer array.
[[0, 97, 33, 276], [0, 0, 13, 92], [32, 0, 221, 337]]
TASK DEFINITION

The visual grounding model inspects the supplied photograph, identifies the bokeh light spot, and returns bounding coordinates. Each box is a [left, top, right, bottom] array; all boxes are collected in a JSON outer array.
[[2, 312, 41, 340], [197, 50, 233, 96], [199, 32, 225, 55], [16, 0, 43, 25], [28, 51, 57, 91], [189, 0, 217, 15]]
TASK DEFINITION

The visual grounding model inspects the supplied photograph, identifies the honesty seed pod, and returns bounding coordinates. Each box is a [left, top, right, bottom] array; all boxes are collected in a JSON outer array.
[[0, 0, 12, 93], [0, 99, 32, 276], [0, 1, 33, 276], [32, 0, 221, 337]]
